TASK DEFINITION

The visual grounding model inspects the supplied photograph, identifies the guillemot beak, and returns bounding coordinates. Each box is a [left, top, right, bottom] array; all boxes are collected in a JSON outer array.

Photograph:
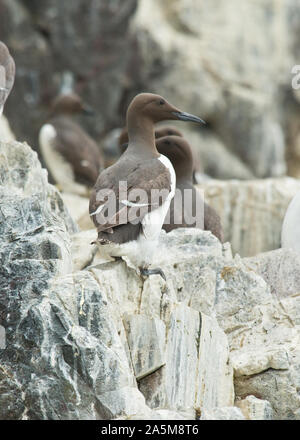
[[172, 111, 206, 125]]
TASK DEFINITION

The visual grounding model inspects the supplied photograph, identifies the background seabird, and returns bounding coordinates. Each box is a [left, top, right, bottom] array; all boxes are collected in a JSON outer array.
[[118, 125, 184, 153], [156, 135, 224, 242], [119, 126, 203, 184], [39, 92, 104, 196]]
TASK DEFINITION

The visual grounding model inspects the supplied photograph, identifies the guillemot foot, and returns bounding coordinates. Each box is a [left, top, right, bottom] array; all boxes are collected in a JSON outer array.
[[140, 267, 166, 281]]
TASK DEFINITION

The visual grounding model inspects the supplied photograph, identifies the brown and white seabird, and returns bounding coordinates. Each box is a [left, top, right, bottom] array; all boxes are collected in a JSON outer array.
[[39, 93, 104, 196], [156, 136, 224, 242], [89, 92, 205, 279], [0, 41, 15, 116]]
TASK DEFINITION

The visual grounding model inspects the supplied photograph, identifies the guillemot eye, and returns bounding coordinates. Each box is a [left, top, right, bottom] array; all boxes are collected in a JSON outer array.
[[159, 99, 165, 105]]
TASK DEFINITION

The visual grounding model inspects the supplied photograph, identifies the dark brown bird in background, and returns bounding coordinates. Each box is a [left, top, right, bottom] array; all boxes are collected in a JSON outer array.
[[156, 135, 224, 242], [89, 92, 206, 279], [119, 125, 208, 185], [39, 93, 104, 196], [0, 41, 15, 116], [118, 125, 183, 154]]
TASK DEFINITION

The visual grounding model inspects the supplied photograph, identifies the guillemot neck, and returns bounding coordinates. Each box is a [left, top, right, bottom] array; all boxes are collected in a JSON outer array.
[[127, 115, 158, 158], [177, 164, 194, 184], [49, 108, 72, 118], [177, 175, 194, 187]]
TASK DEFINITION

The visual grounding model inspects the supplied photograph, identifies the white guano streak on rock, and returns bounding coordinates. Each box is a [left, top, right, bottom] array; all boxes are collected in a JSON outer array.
[[195, 313, 234, 410], [123, 314, 166, 380]]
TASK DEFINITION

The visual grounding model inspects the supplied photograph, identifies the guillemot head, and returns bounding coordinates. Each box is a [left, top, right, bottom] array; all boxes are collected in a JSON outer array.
[[50, 92, 94, 116], [126, 93, 206, 125], [155, 135, 194, 181]]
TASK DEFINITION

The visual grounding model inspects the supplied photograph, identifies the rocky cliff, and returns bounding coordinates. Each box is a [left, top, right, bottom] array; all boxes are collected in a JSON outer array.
[[198, 178, 300, 257], [1, 140, 300, 420]]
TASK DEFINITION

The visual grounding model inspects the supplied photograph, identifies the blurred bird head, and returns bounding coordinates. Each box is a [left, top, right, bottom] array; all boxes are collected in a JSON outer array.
[[50, 93, 94, 116], [155, 135, 194, 180]]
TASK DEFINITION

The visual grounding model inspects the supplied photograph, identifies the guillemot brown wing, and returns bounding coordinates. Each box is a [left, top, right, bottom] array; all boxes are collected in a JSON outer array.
[[89, 152, 171, 241]]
